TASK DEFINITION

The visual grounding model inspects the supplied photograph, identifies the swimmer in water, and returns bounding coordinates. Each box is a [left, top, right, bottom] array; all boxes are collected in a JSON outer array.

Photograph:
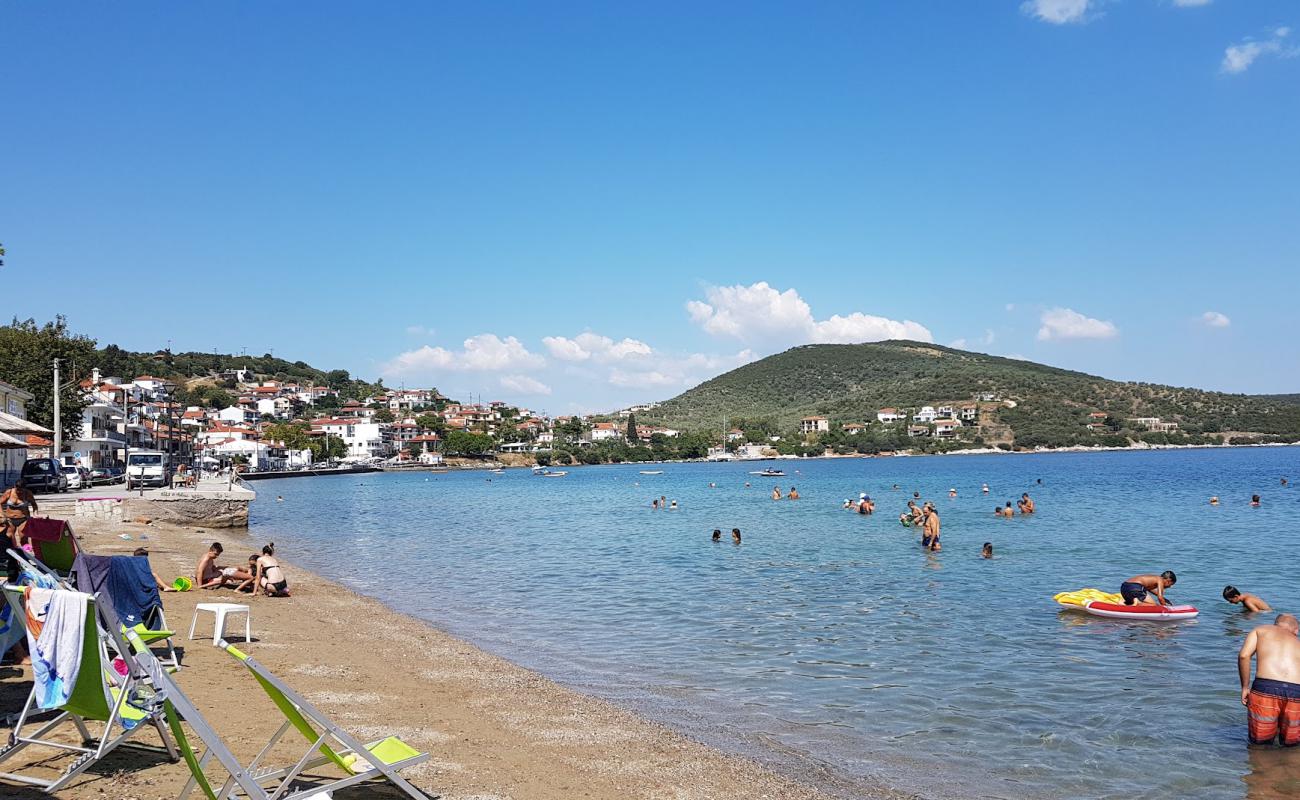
[[921, 504, 941, 551], [788, 486, 800, 500], [732, 528, 741, 544], [843, 499, 854, 509], [981, 483, 989, 494], [1223, 586, 1272, 613], [1251, 494, 1261, 507], [948, 488, 957, 498], [1002, 502, 1015, 517], [913, 491, 921, 500], [1018, 493, 1035, 514], [892, 484, 900, 490], [669, 500, 678, 510], [858, 494, 874, 515], [771, 486, 782, 501], [981, 542, 993, 559], [652, 498, 659, 510], [744, 482, 751, 488], [276, 496, 283, 502], [708, 482, 716, 488], [712, 529, 721, 542], [1210, 496, 1220, 506]]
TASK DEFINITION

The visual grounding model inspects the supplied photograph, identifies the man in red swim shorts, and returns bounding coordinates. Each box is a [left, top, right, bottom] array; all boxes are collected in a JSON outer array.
[[1238, 614, 1300, 746]]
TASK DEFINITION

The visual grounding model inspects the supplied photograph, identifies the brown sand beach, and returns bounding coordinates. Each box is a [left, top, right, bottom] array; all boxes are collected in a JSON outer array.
[[1, 519, 901, 800]]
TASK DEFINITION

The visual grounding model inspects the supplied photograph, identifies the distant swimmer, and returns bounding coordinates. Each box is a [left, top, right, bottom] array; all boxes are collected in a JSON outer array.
[[744, 482, 752, 488], [709, 482, 717, 488], [788, 486, 800, 500], [1252, 494, 1262, 507], [843, 499, 854, 509], [911, 501, 925, 525], [1224, 586, 1272, 613], [1037, 478, 1043, 485], [1018, 493, 1035, 514], [669, 500, 679, 510], [892, 484, 900, 490], [712, 529, 722, 542], [1282, 477, 1289, 487], [1237, 614, 1300, 745], [732, 528, 742, 544], [1002, 502, 1015, 517], [276, 496, 283, 502], [981, 483, 989, 494], [981, 542, 993, 559], [1210, 497, 1220, 506], [1120, 571, 1177, 607], [948, 488, 957, 498], [652, 499, 660, 510], [994, 506, 1004, 517], [771, 487, 782, 501], [913, 491, 921, 500], [661, 496, 668, 507], [899, 500, 917, 526], [921, 504, 941, 551]]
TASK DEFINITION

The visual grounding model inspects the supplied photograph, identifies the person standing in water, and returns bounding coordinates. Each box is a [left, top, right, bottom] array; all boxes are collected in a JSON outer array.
[[1018, 493, 1035, 514], [1238, 614, 1300, 746], [788, 486, 800, 500], [981, 543, 993, 559], [1224, 586, 1272, 613], [711, 529, 721, 542], [921, 504, 941, 551], [731, 528, 742, 544], [771, 486, 782, 500]]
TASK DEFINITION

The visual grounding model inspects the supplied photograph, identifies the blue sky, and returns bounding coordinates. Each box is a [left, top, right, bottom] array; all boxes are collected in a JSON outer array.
[[3, 1, 1297, 413]]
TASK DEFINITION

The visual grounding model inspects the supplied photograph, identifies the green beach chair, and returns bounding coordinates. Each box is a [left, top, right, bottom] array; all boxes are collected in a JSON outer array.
[[8, 547, 182, 670], [0, 585, 178, 792], [171, 640, 432, 800]]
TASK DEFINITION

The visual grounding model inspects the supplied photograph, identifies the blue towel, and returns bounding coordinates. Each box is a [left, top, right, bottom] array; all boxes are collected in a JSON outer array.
[[72, 554, 163, 630]]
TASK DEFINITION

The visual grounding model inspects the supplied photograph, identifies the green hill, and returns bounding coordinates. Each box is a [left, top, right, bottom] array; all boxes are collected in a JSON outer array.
[[640, 341, 1300, 450]]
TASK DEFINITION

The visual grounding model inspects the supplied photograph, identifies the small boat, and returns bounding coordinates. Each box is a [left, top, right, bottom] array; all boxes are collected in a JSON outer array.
[[541, 470, 568, 477], [638, 470, 664, 475], [489, 468, 505, 474], [749, 469, 785, 477], [1082, 600, 1199, 621]]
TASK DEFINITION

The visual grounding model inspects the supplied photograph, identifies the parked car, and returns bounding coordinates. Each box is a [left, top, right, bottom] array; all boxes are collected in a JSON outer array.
[[61, 464, 86, 490], [89, 467, 117, 485], [20, 458, 68, 493]]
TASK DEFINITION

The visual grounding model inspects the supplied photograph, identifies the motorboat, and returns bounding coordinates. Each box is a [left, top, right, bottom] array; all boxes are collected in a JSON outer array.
[[749, 469, 785, 477]]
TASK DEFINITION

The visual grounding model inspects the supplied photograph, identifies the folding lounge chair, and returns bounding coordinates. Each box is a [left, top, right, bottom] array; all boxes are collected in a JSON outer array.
[[171, 640, 432, 800], [9, 548, 181, 670], [71, 552, 182, 670], [0, 585, 178, 792], [23, 517, 80, 576]]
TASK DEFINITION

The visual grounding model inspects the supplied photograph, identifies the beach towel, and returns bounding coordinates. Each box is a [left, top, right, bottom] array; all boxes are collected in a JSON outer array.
[[72, 553, 163, 629], [22, 517, 68, 543], [0, 568, 58, 655], [23, 586, 87, 709]]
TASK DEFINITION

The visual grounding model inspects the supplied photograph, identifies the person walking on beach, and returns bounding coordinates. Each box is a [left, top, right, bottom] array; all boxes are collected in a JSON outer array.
[[1237, 614, 1300, 746], [1120, 572, 1176, 607], [1, 478, 37, 557], [921, 505, 941, 551], [1224, 586, 1272, 613]]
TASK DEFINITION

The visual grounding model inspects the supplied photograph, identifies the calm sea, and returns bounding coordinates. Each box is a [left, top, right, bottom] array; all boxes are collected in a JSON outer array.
[[251, 448, 1300, 800]]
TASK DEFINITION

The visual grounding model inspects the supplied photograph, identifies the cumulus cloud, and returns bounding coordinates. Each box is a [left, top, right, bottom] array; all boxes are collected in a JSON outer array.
[[382, 333, 544, 376], [685, 282, 932, 346], [498, 374, 552, 395], [1200, 310, 1231, 328], [1222, 28, 1295, 75], [542, 332, 653, 363], [1021, 0, 1093, 25], [1037, 308, 1119, 341], [608, 349, 758, 391]]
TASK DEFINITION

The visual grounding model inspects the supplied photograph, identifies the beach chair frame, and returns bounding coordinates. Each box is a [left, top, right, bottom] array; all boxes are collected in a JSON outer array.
[[9, 547, 182, 670], [173, 640, 431, 800], [0, 585, 178, 792]]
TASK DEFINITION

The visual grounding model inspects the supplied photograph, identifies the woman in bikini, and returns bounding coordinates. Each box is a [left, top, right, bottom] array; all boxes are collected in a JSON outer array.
[[253, 543, 291, 597]]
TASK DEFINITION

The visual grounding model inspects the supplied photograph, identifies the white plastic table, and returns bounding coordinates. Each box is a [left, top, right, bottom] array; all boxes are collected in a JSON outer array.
[[188, 602, 252, 646]]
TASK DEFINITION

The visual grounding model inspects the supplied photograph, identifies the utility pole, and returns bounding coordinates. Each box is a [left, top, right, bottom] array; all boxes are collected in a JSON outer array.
[[52, 359, 62, 460]]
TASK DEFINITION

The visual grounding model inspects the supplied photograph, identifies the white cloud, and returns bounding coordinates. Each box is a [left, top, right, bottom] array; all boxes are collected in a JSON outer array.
[[948, 330, 996, 351], [405, 324, 435, 337], [381, 333, 544, 377], [542, 332, 653, 363], [609, 369, 679, 388], [1200, 310, 1231, 328], [608, 349, 758, 391], [1222, 28, 1295, 75], [498, 374, 552, 395], [1037, 307, 1119, 341], [1021, 0, 1093, 25], [685, 282, 932, 346], [949, 338, 969, 349]]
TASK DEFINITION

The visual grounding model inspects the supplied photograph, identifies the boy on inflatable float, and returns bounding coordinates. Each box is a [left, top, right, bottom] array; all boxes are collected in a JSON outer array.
[[1120, 571, 1177, 606]]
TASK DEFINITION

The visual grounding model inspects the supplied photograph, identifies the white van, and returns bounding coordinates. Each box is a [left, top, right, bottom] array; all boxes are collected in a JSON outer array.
[[126, 450, 170, 490]]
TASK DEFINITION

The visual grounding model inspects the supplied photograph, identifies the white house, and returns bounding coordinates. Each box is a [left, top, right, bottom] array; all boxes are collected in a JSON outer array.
[[877, 408, 905, 424], [842, 423, 865, 435], [726, 429, 745, 442], [960, 405, 978, 422], [800, 416, 829, 434], [913, 406, 938, 423], [589, 422, 622, 442], [937, 406, 955, 417], [65, 385, 127, 469], [934, 419, 962, 438], [312, 418, 388, 459], [218, 405, 258, 425]]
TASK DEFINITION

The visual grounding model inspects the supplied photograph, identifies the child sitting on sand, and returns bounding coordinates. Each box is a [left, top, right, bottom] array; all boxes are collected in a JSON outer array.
[[253, 543, 291, 597]]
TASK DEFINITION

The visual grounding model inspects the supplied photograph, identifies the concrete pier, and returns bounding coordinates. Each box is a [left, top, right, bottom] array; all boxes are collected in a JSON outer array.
[[34, 476, 256, 528]]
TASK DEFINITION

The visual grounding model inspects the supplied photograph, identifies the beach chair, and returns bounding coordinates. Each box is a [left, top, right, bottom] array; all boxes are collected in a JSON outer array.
[[171, 640, 432, 800], [0, 585, 178, 792], [22, 517, 80, 575], [71, 552, 182, 670], [8, 548, 181, 670]]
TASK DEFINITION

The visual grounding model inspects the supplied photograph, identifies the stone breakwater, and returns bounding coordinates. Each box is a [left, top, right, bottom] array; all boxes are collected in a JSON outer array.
[[36, 485, 254, 528]]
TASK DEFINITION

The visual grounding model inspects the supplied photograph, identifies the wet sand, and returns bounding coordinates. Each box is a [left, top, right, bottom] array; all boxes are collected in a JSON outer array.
[[1, 519, 905, 800]]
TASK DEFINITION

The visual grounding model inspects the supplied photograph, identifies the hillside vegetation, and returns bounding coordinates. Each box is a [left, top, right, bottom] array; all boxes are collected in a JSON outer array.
[[641, 341, 1300, 450]]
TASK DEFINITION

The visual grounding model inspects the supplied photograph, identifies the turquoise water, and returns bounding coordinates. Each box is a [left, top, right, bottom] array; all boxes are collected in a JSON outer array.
[[251, 448, 1300, 799]]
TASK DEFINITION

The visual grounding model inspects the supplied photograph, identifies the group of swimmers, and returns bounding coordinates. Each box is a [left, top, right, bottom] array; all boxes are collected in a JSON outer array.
[[711, 528, 742, 543], [196, 541, 291, 597], [771, 486, 800, 500], [651, 496, 678, 510]]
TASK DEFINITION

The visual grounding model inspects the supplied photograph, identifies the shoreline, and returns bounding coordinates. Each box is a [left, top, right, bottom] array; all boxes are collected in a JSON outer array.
[[1, 518, 900, 800]]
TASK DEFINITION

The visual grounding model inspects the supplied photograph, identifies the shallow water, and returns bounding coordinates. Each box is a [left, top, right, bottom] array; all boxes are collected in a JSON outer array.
[[251, 448, 1300, 799]]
